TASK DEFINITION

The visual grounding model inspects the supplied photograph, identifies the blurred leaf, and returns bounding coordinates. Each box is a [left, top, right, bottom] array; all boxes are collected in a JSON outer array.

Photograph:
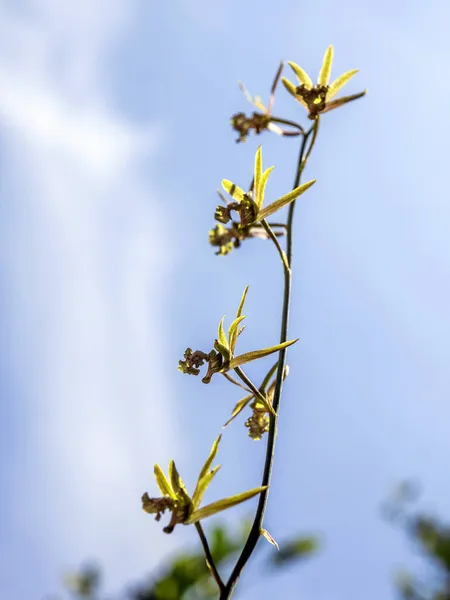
[[269, 535, 319, 567]]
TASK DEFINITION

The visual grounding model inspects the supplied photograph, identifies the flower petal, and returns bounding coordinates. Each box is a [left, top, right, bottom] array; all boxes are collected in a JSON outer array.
[[327, 69, 359, 100], [322, 90, 366, 113], [191, 464, 221, 510], [222, 180, 246, 202], [223, 394, 254, 428], [228, 338, 299, 370], [228, 315, 246, 355], [185, 486, 268, 524], [236, 285, 249, 319], [198, 435, 222, 482], [168, 460, 188, 498], [257, 180, 316, 221], [154, 464, 176, 499], [254, 147, 263, 209], [288, 61, 313, 89], [217, 316, 230, 359], [317, 45, 333, 86]]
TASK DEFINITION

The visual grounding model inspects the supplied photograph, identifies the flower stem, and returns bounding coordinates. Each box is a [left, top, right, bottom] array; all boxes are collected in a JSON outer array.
[[220, 119, 320, 599], [195, 522, 225, 592]]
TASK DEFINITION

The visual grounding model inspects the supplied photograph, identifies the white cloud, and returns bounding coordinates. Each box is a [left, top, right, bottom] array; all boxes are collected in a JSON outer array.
[[0, 0, 181, 596]]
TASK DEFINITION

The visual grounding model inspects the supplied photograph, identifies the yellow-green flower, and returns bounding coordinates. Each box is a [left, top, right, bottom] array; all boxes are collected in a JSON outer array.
[[223, 363, 289, 440], [179, 286, 297, 397], [142, 435, 266, 533], [282, 45, 366, 119], [219, 146, 315, 227]]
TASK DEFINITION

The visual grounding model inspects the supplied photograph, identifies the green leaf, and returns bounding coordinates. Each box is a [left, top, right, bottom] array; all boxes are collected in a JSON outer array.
[[191, 464, 221, 510], [222, 180, 246, 202], [318, 45, 333, 86], [228, 339, 299, 370], [223, 394, 254, 428], [257, 180, 316, 221], [254, 147, 263, 209], [228, 315, 246, 355], [287, 61, 313, 88], [186, 486, 268, 524], [281, 77, 297, 97], [327, 69, 359, 100], [154, 464, 176, 499], [236, 286, 249, 319], [198, 435, 222, 482], [322, 90, 366, 113]]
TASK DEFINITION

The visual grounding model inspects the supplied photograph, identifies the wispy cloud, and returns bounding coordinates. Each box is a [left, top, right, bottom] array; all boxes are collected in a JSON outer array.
[[0, 0, 181, 596]]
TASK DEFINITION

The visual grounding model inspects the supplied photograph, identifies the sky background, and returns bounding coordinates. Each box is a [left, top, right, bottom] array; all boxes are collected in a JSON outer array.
[[1, 0, 450, 599]]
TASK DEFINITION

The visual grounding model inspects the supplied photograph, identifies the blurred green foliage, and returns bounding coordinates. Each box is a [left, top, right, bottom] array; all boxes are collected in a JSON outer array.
[[58, 522, 318, 600]]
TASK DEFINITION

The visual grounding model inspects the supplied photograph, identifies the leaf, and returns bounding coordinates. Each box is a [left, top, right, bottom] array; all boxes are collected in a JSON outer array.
[[287, 61, 313, 88], [322, 90, 366, 113], [261, 528, 279, 550], [327, 69, 359, 100], [228, 315, 246, 355], [223, 394, 254, 428], [257, 180, 316, 221], [236, 286, 249, 319], [198, 435, 222, 482], [186, 486, 268, 524], [154, 464, 176, 499], [318, 45, 333, 86], [228, 338, 299, 370], [222, 180, 246, 202], [254, 147, 263, 209]]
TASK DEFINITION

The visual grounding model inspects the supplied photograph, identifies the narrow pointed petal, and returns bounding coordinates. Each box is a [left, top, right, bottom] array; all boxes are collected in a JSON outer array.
[[260, 362, 279, 392], [228, 339, 299, 370], [198, 435, 222, 482], [192, 464, 221, 510], [154, 464, 176, 499], [223, 394, 254, 428], [236, 286, 249, 319], [228, 315, 247, 355], [257, 180, 316, 221], [259, 166, 275, 211], [185, 486, 268, 524], [281, 77, 297, 97], [261, 528, 279, 550], [254, 147, 263, 209], [327, 69, 359, 100], [168, 460, 188, 497], [318, 45, 333, 86], [288, 61, 313, 89], [222, 180, 246, 202], [217, 316, 230, 359], [321, 90, 366, 113]]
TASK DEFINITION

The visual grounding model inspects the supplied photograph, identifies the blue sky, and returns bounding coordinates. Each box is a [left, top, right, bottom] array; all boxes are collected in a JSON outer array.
[[1, 1, 450, 599]]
